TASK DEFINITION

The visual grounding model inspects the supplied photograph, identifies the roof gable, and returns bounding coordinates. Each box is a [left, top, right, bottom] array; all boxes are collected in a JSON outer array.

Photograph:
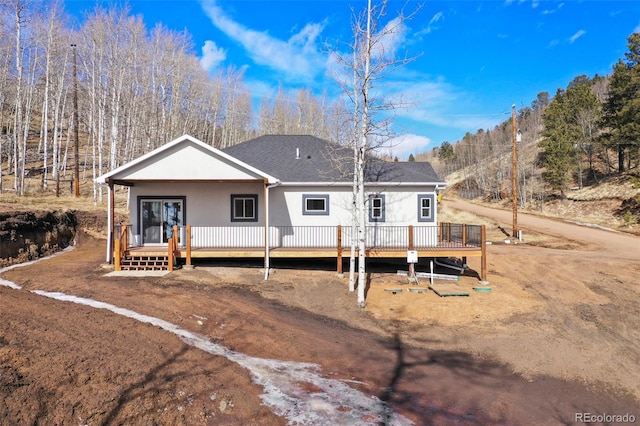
[[96, 135, 277, 184]]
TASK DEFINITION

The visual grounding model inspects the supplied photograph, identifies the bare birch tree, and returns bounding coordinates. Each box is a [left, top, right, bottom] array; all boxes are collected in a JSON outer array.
[[333, 0, 420, 306]]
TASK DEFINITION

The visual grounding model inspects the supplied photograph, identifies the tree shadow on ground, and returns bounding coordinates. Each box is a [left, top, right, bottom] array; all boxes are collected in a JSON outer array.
[[371, 322, 640, 425], [100, 345, 193, 425]]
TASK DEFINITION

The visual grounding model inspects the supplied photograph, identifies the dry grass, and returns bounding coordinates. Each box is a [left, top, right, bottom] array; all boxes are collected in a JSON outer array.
[[566, 176, 640, 201], [0, 176, 128, 216], [444, 163, 640, 235]]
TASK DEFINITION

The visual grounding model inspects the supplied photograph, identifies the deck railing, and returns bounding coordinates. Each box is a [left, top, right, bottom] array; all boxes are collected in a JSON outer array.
[[115, 223, 482, 251], [184, 223, 480, 250]]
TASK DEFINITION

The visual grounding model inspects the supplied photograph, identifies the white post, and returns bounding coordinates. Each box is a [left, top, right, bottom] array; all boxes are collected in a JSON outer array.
[[263, 181, 279, 280], [106, 183, 113, 263], [264, 182, 270, 280], [430, 260, 434, 287]]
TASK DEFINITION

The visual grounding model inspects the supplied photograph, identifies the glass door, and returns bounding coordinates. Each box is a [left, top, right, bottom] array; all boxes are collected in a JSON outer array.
[[162, 200, 183, 243], [141, 199, 183, 245]]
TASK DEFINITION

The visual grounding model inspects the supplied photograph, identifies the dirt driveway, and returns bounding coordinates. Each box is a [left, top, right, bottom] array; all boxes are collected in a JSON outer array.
[[1, 200, 639, 425]]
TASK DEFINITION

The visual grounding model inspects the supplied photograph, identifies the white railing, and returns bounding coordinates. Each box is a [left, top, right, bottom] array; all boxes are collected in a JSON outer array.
[[187, 225, 445, 249], [124, 224, 482, 251]]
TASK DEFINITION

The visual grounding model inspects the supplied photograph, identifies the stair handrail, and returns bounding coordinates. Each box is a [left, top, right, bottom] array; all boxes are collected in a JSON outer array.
[[167, 225, 180, 271], [113, 225, 129, 271]]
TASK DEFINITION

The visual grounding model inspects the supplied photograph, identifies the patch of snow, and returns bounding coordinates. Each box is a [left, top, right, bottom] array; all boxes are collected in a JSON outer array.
[[0, 245, 76, 290], [564, 219, 621, 233], [0, 278, 22, 290], [2, 246, 412, 425], [32, 289, 413, 426]]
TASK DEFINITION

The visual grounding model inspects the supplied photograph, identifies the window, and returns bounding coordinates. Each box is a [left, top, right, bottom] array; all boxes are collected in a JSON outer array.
[[369, 194, 385, 222], [303, 194, 330, 215], [417, 194, 434, 222], [231, 194, 258, 222]]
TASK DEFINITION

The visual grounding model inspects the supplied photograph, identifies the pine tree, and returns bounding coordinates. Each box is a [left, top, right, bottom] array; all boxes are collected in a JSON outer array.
[[540, 88, 578, 194], [601, 32, 640, 172]]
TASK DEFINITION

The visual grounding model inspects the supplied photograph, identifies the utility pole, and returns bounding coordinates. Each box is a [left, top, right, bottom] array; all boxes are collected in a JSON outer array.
[[511, 104, 520, 238], [72, 44, 80, 197]]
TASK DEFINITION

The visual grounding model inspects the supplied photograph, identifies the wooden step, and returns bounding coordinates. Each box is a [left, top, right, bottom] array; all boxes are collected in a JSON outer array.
[[120, 254, 170, 271]]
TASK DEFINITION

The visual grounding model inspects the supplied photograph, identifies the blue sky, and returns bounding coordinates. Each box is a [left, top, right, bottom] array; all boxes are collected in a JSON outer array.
[[65, 0, 640, 159]]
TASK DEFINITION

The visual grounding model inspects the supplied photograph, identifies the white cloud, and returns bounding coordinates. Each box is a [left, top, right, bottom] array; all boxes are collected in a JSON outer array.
[[416, 11, 444, 36], [387, 134, 432, 159], [430, 11, 444, 26], [373, 17, 408, 57], [542, 2, 564, 15], [199, 0, 326, 82], [200, 40, 227, 72], [383, 73, 506, 144], [569, 29, 586, 44]]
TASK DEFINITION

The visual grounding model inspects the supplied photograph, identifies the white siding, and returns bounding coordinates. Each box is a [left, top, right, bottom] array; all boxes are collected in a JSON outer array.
[[128, 182, 265, 236], [116, 143, 263, 181], [270, 185, 438, 227], [129, 183, 437, 246]]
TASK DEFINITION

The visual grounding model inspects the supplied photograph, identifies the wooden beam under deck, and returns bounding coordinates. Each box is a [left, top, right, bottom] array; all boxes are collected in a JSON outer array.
[[128, 246, 483, 260]]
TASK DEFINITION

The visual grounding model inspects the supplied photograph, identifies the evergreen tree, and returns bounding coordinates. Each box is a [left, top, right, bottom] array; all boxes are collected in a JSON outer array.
[[407, 153, 415, 162], [540, 88, 579, 194], [601, 32, 640, 172], [540, 76, 600, 193], [438, 141, 455, 164]]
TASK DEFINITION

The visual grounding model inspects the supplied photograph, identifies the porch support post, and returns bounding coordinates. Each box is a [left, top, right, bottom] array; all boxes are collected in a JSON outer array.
[[481, 225, 487, 282], [462, 224, 467, 246], [186, 225, 192, 266], [168, 238, 174, 271], [263, 180, 270, 280], [106, 178, 115, 263], [408, 225, 414, 250], [408, 225, 415, 278], [337, 225, 343, 274], [114, 237, 121, 271]]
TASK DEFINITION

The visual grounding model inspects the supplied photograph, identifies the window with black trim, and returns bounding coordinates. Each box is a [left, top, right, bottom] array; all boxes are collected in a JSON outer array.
[[369, 194, 385, 222], [303, 194, 330, 215], [231, 194, 258, 222], [417, 194, 434, 222]]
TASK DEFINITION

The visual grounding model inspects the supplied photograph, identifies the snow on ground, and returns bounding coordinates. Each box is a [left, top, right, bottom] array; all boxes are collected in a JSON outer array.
[[1, 253, 413, 426]]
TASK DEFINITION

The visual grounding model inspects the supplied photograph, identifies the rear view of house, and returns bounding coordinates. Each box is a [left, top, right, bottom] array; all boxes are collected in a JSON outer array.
[[96, 134, 486, 279]]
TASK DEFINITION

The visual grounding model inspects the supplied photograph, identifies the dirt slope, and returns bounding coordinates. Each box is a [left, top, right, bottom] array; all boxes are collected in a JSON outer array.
[[1, 202, 639, 424]]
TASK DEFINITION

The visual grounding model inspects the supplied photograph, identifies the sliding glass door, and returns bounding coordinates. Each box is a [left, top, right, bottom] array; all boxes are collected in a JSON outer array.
[[140, 199, 184, 245]]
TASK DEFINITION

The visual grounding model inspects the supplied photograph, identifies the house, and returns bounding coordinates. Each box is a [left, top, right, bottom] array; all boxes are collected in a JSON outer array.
[[96, 134, 486, 279]]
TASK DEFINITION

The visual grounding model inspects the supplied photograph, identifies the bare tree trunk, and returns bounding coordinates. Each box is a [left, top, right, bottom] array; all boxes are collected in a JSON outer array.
[[356, 0, 373, 308], [12, 1, 25, 194], [20, 46, 37, 194]]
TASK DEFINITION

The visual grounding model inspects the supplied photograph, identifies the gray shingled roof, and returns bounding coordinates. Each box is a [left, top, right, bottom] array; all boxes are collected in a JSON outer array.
[[222, 135, 444, 184]]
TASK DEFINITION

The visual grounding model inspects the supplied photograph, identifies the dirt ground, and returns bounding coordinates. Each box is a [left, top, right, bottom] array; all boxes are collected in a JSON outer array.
[[1, 198, 639, 425]]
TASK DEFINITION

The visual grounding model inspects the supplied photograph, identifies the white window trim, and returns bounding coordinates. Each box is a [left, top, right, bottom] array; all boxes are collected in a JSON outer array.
[[368, 194, 385, 222], [302, 194, 330, 216], [231, 194, 258, 222], [417, 194, 434, 222]]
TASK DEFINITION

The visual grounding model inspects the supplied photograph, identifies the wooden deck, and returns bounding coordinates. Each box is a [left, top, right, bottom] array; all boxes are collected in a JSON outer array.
[[114, 223, 487, 280]]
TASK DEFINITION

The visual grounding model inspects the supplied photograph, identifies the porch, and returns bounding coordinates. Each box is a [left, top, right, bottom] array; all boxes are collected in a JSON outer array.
[[112, 223, 487, 280]]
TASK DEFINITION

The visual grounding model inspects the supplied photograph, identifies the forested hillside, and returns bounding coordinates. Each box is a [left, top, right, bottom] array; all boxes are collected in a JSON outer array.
[[1, 0, 639, 229], [421, 33, 640, 227], [0, 2, 347, 200]]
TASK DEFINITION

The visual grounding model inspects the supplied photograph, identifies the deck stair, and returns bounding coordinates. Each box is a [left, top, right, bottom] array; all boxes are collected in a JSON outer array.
[[120, 252, 170, 271]]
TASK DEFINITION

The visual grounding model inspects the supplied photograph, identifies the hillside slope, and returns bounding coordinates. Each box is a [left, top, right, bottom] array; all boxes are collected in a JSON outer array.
[[444, 168, 640, 235]]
